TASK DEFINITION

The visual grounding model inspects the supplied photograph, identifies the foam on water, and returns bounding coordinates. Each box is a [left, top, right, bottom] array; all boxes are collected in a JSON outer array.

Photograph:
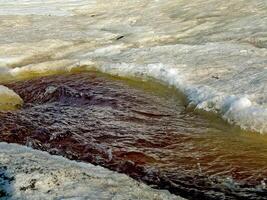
[[0, 0, 266, 133]]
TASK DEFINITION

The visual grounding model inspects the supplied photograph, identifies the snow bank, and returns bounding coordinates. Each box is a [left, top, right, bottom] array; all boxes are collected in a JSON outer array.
[[0, 142, 182, 200]]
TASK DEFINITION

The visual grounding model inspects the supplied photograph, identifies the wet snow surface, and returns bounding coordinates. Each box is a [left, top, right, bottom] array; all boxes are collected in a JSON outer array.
[[0, 142, 180, 200]]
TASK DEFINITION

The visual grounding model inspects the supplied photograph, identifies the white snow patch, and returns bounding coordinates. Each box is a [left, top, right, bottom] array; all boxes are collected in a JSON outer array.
[[0, 142, 183, 200]]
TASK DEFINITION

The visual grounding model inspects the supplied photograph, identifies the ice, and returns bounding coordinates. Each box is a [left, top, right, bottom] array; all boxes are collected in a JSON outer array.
[[0, 85, 23, 110], [0, 142, 182, 200], [0, 0, 266, 133], [0, 0, 92, 16]]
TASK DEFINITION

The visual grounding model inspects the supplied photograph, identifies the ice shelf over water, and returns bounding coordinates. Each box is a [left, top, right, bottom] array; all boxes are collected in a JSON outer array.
[[0, 85, 23, 110], [0, 142, 182, 200], [0, 0, 266, 133]]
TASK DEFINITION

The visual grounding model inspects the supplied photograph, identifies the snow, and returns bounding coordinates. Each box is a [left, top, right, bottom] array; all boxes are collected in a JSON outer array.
[[0, 0, 266, 133], [0, 142, 183, 200], [0, 85, 23, 110]]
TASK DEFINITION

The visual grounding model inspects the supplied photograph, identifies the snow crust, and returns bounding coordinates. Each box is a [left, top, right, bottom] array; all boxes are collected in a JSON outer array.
[[0, 142, 182, 200]]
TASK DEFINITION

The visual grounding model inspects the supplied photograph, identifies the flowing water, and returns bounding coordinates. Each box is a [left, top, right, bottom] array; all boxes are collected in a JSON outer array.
[[0, 0, 266, 133], [1, 71, 267, 199], [0, 0, 267, 199]]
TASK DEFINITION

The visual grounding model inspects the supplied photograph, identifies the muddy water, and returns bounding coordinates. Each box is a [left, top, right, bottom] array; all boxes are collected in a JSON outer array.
[[1, 72, 267, 200]]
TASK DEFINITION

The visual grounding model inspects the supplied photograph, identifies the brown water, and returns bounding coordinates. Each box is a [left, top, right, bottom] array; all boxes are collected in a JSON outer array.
[[1, 72, 267, 200]]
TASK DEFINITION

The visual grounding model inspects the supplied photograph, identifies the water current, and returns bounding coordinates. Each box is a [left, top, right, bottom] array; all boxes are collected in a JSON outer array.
[[1, 71, 267, 200]]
